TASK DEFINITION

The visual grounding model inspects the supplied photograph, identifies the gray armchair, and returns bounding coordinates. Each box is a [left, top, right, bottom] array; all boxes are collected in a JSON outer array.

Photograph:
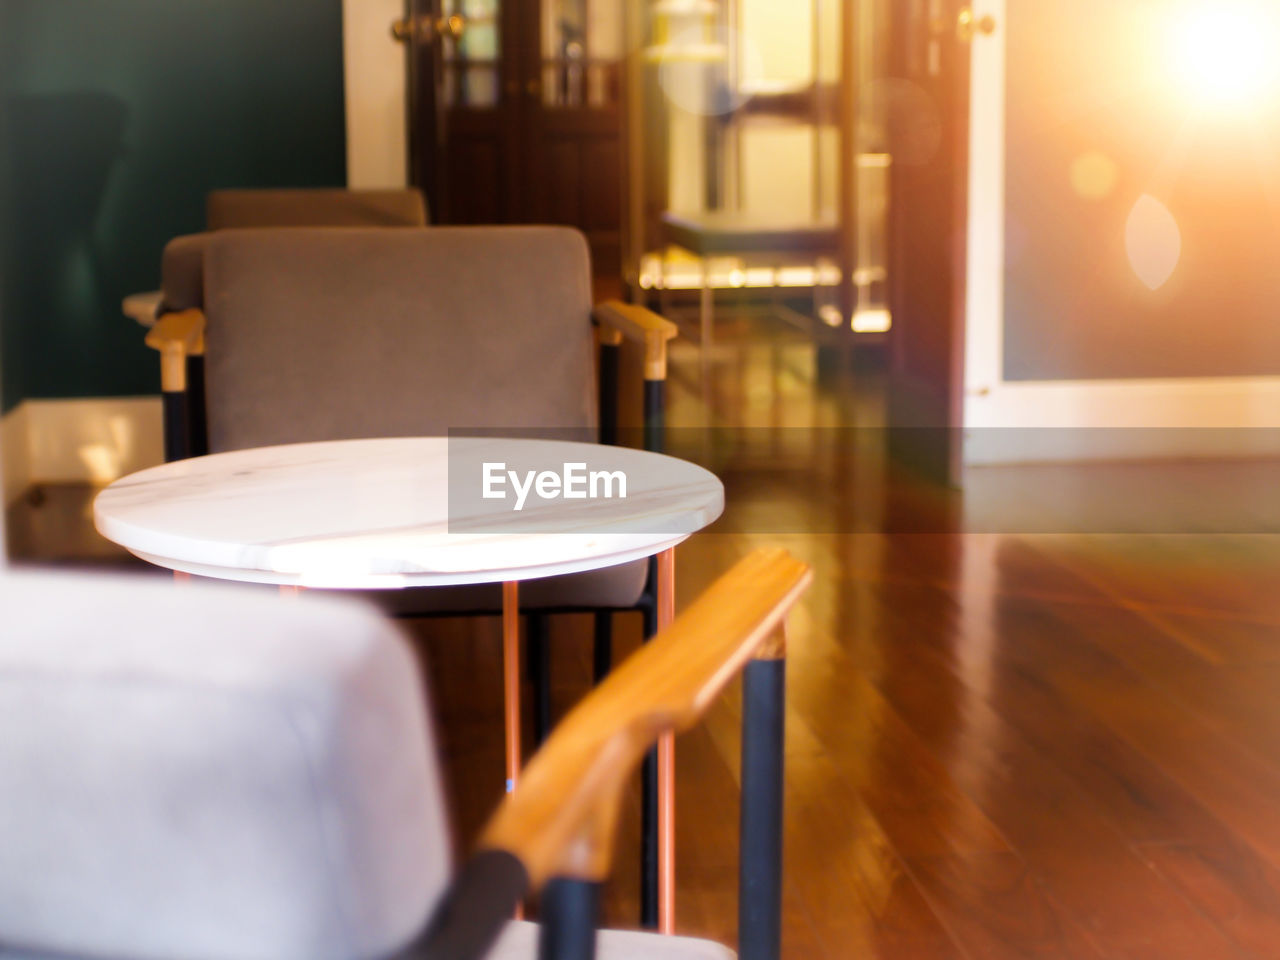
[[152, 226, 673, 612], [144, 224, 680, 922], [0, 548, 810, 960]]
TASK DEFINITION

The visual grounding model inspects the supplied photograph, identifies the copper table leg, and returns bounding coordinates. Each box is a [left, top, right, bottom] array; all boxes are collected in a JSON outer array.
[[502, 580, 522, 795], [502, 580, 524, 920]]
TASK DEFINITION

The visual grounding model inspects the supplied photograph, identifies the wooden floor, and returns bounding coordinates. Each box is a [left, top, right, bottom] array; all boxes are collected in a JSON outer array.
[[11, 326, 1280, 958]]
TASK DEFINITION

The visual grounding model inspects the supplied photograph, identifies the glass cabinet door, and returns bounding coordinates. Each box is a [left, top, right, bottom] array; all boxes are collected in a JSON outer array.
[[540, 0, 622, 109], [441, 0, 501, 109]]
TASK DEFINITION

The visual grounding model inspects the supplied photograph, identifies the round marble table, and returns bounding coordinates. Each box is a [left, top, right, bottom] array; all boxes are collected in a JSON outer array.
[[94, 435, 723, 931], [94, 436, 722, 587]]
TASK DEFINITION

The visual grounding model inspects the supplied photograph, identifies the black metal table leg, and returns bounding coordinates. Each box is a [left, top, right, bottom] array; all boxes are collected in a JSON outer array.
[[592, 611, 613, 685], [528, 613, 551, 748], [640, 591, 658, 928]]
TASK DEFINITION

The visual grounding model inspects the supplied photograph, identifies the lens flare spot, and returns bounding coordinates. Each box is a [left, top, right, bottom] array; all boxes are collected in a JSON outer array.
[[1125, 194, 1182, 291], [1070, 152, 1119, 200]]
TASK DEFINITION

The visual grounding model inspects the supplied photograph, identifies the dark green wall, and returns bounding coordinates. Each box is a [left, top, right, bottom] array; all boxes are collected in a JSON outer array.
[[0, 0, 346, 412]]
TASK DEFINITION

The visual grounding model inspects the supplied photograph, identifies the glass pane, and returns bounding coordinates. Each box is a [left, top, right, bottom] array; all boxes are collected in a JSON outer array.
[[851, 0, 891, 331], [443, 0, 500, 109], [542, 0, 619, 108], [739, 126, 813, 217], [739, 0, 812, 93], [734, 0, 825, 216]]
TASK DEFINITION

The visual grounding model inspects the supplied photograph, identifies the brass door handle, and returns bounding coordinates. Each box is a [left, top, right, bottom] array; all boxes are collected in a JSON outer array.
[[437, 14, 466, 40], [956, 8, 997, 41], [390, 14, 466, 43]]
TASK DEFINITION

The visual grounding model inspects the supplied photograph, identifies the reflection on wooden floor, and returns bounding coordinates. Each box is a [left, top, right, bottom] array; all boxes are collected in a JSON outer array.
[[11, 327, 1280, 958], [429, 335, 1280, 958]]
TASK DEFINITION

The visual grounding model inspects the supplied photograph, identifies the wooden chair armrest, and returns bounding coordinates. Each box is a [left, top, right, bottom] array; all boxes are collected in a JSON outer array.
[[593, 300, 678, 381], [144, 309, 206, 392], [122, 290, 164, 327], [478, 547, 812, 889]]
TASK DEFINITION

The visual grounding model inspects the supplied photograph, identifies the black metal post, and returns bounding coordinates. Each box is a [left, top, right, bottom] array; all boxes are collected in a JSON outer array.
[[528, 613, 551, 748], [639, 588, 659, 928], [598, 341, 619, 446], [537, 878, 600, 960], [186, 354, 208, 457], [738, 657, 786, 960], [592, 611, 612, 684], [161, 391, 189, 463], [643, 379, 665, 453]]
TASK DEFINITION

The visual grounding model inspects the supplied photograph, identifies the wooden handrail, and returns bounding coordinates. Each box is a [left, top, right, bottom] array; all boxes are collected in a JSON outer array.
[[479, 547, 811, 888]]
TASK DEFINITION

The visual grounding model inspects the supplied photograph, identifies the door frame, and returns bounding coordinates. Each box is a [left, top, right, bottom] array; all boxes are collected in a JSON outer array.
[[962, 0, 1280, 464], [343, 0, 410, 188]]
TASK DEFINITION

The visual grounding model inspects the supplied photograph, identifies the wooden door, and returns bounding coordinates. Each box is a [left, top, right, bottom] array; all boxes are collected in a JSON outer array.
[[407, 0, 623, 274], [524, 0, 623, 277], [408, 0, 521, 225], [885, 0, 973, 484]]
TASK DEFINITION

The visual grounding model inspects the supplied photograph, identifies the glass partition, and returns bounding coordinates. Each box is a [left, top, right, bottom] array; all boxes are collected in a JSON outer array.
[[625, 0, 893, 335]]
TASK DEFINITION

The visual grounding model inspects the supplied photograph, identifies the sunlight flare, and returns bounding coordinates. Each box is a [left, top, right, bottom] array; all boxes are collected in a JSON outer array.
[[1170, 1, 1280, 109]]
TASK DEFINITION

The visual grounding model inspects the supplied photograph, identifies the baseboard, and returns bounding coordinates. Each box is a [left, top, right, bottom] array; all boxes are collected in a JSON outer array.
[[964, 426, 1280, 465], [965, 377, 1280, 464], [1, 403, 31, 507], [6, 397, 164, 494]]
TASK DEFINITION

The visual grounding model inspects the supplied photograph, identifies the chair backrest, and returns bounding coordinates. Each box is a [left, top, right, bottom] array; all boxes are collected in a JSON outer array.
[[0, 571, 450, 960], [207, 188, 428, 230], [201, 226, 597, 452], [160, 190, 428, 315]]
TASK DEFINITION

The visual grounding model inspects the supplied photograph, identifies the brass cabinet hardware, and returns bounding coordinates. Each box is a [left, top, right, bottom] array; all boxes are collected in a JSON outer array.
[[956, 8, 997, 42]]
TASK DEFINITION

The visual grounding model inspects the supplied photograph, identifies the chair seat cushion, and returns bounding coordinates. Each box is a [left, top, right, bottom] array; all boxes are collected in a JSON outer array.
[[361, 559, 650, 616], [485, 920, 735, 960]]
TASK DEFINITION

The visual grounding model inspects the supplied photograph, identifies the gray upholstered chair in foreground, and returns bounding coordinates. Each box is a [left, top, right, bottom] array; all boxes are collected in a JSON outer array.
[[0, 548, 810, 960]]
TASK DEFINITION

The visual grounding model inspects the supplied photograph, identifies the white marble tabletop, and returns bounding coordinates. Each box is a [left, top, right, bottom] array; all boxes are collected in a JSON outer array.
[[94, 437, 724, 588]]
